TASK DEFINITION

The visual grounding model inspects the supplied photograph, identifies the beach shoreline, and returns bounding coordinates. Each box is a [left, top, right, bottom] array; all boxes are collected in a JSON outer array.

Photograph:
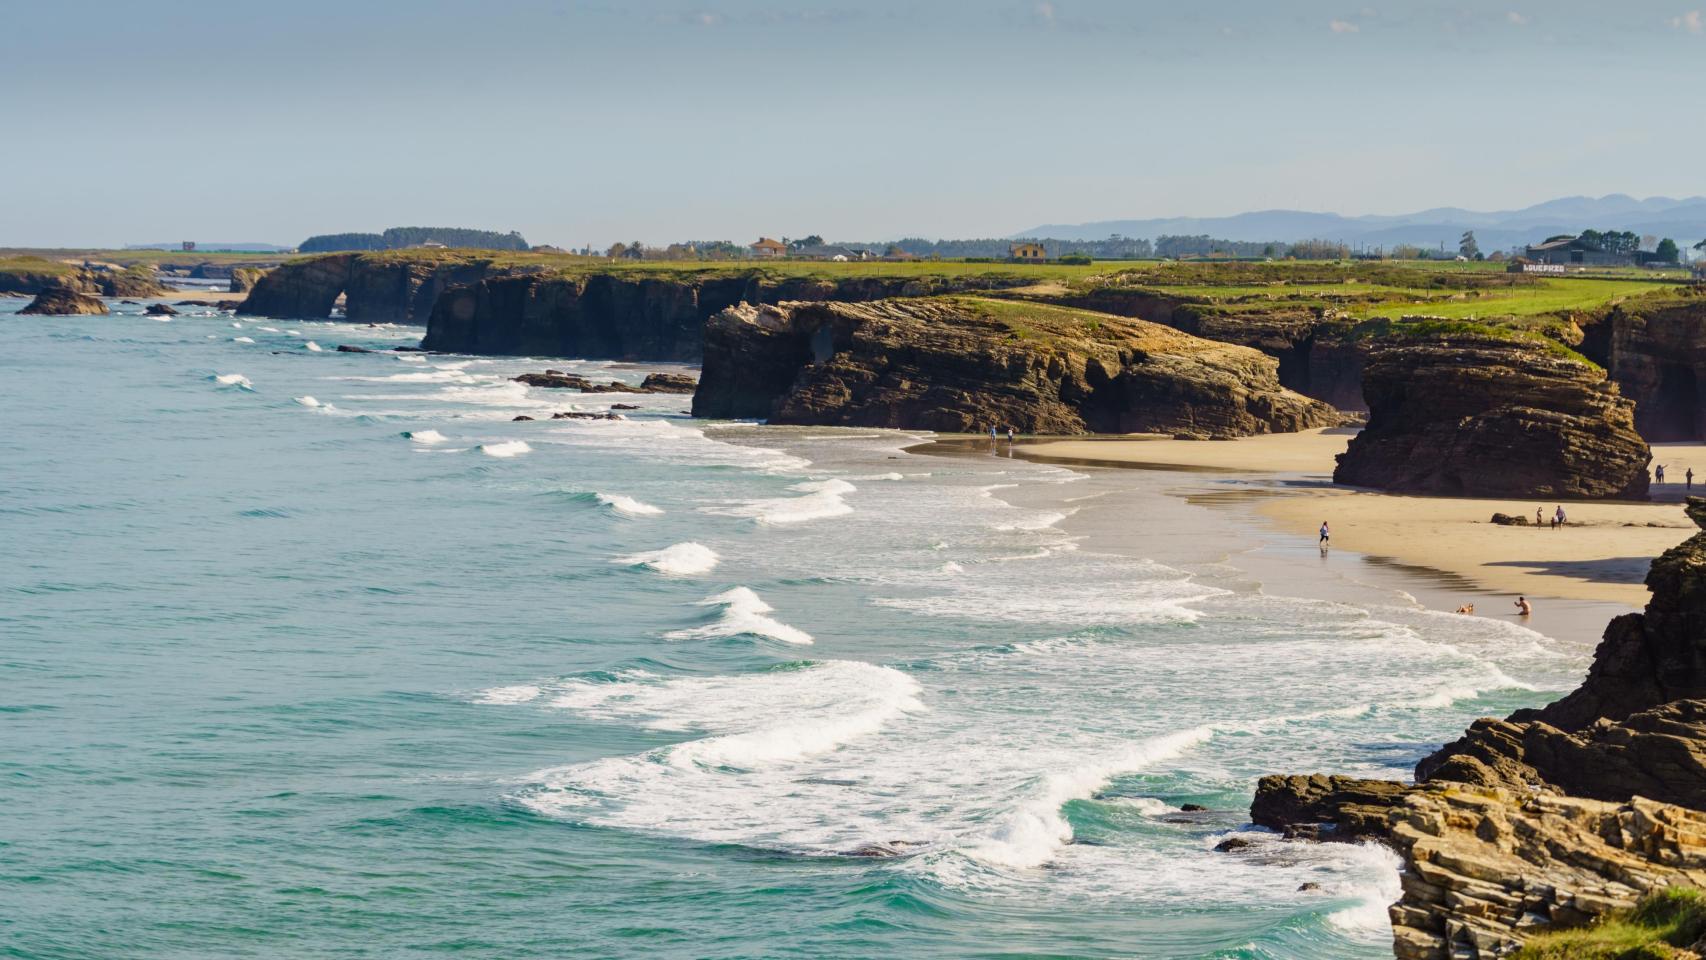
[[913, 431, 1702, 644]]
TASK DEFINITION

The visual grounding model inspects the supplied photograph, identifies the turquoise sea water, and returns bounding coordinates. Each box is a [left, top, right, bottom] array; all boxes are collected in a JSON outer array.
[[1, 301, 1594, 958]]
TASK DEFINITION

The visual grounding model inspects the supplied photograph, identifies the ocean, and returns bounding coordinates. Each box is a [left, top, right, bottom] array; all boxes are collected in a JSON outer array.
[[0, 301, 1597, 959]]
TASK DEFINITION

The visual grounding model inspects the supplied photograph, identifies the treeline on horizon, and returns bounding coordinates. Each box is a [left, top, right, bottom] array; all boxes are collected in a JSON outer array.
[[299, 227, 529, 253]]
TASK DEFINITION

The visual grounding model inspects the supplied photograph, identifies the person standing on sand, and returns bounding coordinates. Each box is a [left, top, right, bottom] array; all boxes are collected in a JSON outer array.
[[1007, 426, 1015, 443], [1554, 505, 1567, 529], [1689, 468, 1695, 490], [1657, 464, 1666, 484], [1318, 521, 1330, 545], [1535, 506, 1543, 528], [1515, 596, 1532, 617]]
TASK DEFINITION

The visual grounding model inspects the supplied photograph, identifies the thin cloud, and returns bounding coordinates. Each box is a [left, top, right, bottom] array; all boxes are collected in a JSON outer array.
[[1671, 10, 1703, 32], [1329, 18, 1360, 33], [1507, 11, 1529, 26]]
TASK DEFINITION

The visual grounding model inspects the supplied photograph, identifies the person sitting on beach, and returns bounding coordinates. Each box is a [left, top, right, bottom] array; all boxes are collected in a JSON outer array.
[[1318, 521, 1330, 545], [1514, 596, 1532, 617], [1454, 603, 1475, 615]]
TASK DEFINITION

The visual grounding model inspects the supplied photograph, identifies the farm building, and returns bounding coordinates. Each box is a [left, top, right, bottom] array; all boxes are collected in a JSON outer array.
[[1009, 242, 1048, 261], [750, 237, 787, 258], [1524, 235, 1632, 267]]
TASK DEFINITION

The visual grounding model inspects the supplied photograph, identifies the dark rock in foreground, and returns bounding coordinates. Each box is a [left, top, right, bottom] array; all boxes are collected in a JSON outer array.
[[693, 297, 1341, 435], [145, 303, 178, 316], [20, 287, 107, 316], [1251, 496, 1706, 958], [1334, 333, 1650, 499]]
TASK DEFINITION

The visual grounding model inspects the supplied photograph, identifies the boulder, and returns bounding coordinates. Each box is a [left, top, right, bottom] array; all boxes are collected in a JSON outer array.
[[1249, 774, 1412, 841], [1334, 333, 1650, 498], [1489, 512, 1528, 526], [19, 287, 107, 316], [513, 371, 594, 390], [335, 344, 372, 353], [692, 298, 1343, 435], [551, 411, 623, 421], [145, 303, 178, 316]]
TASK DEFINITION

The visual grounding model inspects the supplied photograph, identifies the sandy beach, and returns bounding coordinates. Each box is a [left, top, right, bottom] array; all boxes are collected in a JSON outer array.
[[1004, 431, 1706, 607]]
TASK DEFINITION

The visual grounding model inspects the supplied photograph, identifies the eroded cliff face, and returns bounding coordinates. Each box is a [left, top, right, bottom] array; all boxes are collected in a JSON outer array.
[[1251, 498, 1706, 959], [1333, 334, 1650, 499], [1580, 290, 1706, 442], [1030, 289, 1368, 410], [692, 298, 1341, 435], [236, 254, 528, 323], [419, 271, 1021, 359]]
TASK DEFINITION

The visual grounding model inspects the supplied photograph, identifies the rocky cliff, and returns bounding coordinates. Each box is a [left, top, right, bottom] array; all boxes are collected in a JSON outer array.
[[691, 297, 1341, 435], [237, 253, 520, 323], [1041, 289, 1368, 410], [1252, 497, 1706, 958], [1333, 332, 1650, 499], [229, 267, 267, 294], [419, 271, 1021, 360], [1579, 289, 1706, 442]]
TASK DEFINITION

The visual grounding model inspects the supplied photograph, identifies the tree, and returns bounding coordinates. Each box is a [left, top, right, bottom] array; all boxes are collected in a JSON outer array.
[[1459, 231, 1480, 259], [605, 242, 627, 259], [1656, 238, 1680, 263], [792, 235, 825, 250]]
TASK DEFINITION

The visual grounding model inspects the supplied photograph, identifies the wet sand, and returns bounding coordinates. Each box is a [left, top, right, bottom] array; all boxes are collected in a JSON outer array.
[[982, 431, 1706, 608]]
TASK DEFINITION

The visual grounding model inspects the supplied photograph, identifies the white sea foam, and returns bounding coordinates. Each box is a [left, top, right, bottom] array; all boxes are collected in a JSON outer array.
[[213, 373, 253, 390], [475, 684, 543, 705], [960, 725, 1215, 871], [231, 335, 255, 343], [616, 542, 720, 576], [294, 395, 324, 408], [259, 326, 280, 333], [304, 341, 323, 352], [230, 322, 242, 329], [405, 429, 447, 445], [1399, 663, 1539, 710], [708, 478, 857, 525], [663, 588, 814, 645], [479, 440, 532, 458], [1100, 796, 1177, 816], [595, 493, 663, 517]]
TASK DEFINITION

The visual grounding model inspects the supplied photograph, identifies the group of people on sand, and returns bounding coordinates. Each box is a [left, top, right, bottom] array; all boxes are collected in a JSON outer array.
[[1540, 505, 1567, 529], [1654, 464, 1694, 488], [985, 425, 1016, 444]]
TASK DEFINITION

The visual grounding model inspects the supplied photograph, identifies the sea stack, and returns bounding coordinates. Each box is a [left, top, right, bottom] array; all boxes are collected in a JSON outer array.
[[1333, 332, 1650, 499], [19, 286, 108, 316], [693, 297, 1342, 435]]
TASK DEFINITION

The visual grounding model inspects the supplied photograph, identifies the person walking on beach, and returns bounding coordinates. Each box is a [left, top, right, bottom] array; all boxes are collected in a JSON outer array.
[[1689, 468, 1695, 490], [1535, 506, 1543, 528], [1514, 596, 1532, 617], [1007, 426, 1015, 443], [1657, 464, 1666, 484], [1318, 521, 1330, 545], [1553, 505, 1567, 529]]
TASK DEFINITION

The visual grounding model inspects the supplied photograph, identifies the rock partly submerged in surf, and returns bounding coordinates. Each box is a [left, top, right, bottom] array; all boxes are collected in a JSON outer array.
[[20, 286, 107, 316], [335, 344, 372, 353]]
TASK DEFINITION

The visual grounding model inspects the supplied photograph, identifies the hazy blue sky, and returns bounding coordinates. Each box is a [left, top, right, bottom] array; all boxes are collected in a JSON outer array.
[[4, 0, 1702, 247]]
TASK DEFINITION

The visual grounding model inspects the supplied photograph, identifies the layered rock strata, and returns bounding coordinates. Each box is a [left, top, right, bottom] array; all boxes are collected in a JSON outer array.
[[691, 298, 1341, 435], [238, 254, 511, 323], [1333, 333, 1650, 498], [1251, 497, 1706, 958]]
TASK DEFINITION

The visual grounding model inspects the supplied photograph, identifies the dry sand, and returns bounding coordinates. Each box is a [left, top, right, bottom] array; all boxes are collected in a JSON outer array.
[[1009, 430, 1706, 607]]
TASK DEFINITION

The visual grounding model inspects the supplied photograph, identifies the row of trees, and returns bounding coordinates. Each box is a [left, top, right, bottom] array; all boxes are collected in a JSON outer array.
[[299, 227, 529, 253]]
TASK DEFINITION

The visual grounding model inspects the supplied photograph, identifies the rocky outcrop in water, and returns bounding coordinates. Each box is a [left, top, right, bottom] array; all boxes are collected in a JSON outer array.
[[420, 271, 1022, 360], [1333, 333, 1650, 499], [692, 297, 1341, 435], [512, 370, 699, 394], [19, 287, 107, 315], [1251, 497, 1706, 958]]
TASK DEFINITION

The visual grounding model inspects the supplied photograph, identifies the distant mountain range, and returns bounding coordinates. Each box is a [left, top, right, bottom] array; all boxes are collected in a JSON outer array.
[[1018, 195, 1706, 254]]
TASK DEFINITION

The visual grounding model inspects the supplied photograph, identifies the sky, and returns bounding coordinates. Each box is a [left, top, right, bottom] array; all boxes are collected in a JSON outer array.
[[3, 0, 1703, 248]]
